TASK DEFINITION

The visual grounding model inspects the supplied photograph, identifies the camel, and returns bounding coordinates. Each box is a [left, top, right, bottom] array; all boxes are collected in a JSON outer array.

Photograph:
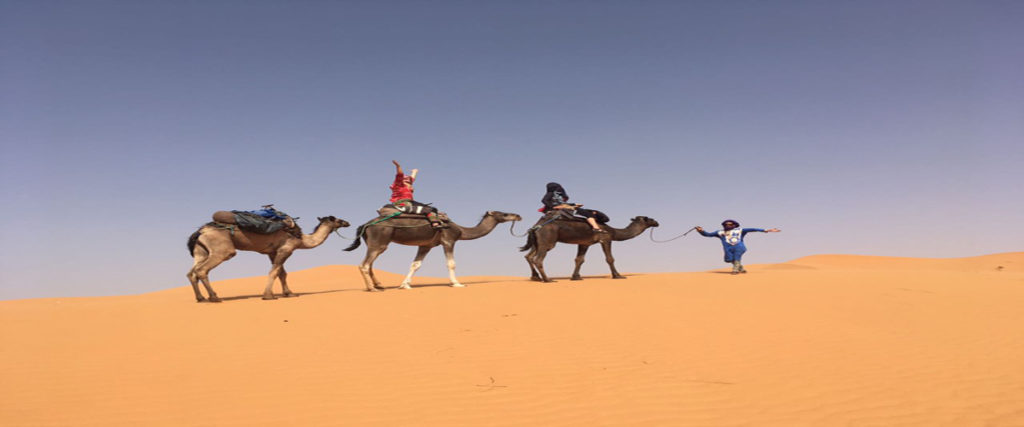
[[343, 211, 522, 291], [186, 216, 350, 302], [520, 215, 659, 282]]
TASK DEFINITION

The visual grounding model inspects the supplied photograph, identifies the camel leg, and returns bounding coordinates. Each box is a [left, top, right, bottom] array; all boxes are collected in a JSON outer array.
[[194, 249, 235, 303], [525, 248, 542, 281], [400, 246, 432, 289], [262, 252, 288, 300], [268, 253, 297, 297], [279, 265, 294, 297], [442, 243, 464, 287], [359, 245, 388, 292], [532, 243, 556, 283], [187, 245, 210, 302], [600, 240, 625, 279], [571, 244, 591, 281]]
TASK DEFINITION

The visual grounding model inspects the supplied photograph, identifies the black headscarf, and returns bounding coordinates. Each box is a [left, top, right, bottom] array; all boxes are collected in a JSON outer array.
[[542, 182, 568, 211]]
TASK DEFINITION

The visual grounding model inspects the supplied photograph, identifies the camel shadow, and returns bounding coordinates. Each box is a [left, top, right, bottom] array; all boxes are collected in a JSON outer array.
[[397, 278, 518, 289], [544, 273, 644, 281], [214, 288, 355, 302]]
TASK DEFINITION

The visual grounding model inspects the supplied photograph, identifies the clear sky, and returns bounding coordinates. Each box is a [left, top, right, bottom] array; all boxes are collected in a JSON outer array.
[[2, 0, 1022, 300]]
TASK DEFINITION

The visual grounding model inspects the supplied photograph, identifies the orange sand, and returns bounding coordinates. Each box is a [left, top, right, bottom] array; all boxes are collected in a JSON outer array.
[[2, 253, 1022, 426]]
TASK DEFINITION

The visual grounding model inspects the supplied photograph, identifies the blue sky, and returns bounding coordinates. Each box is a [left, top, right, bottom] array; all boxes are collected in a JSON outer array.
[[2, 1, 1022, 299]]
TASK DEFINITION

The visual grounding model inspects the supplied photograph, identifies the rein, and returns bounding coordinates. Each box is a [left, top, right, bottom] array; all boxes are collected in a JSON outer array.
[[509, 221, 532, 237], [649, 226, 697, 243], [510, 212, 565, 238], [333, 229, 356, 240]]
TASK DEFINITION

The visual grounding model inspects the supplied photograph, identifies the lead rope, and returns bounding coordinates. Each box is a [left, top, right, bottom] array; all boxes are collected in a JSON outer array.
[[649, 226, 697, 243], [510, 213, 564, 238], [509, 220, 532, 237]]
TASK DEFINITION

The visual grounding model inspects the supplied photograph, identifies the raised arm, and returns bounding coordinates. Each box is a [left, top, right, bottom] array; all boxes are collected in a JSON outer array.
[[695, 226, 718, 237], [392, 160, 403, 176], [742, 228, 780, 235]]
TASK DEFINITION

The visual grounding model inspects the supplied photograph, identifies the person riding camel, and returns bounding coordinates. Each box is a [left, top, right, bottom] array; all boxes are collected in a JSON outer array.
[[389, 160, 446, 229], [540, 182, 608, 233]]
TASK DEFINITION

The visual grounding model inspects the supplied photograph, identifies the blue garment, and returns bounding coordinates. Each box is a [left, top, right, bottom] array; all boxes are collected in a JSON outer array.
[[248, 208, 288, 221], [699, 228, 766, 263]]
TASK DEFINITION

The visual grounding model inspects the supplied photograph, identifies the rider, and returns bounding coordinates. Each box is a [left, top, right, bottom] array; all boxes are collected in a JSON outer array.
[[389, 160, 445, 229], [696, 219, 780, 274], [541, 182, 607, 233]]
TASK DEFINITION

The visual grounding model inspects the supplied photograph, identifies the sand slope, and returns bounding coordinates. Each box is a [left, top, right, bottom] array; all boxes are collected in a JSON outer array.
[[2, 253, 1022, 426]]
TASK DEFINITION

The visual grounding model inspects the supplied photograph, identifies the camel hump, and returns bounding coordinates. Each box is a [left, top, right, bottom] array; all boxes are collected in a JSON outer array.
[[392, 212, 450, 222], [212, 211, 237, 224], [212, 210, 299, 235], [540, 209, 609, 225], [376, 205, 450, 222]]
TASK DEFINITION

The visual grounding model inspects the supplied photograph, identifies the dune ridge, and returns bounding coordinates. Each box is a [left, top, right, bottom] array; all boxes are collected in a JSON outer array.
[[2, 253, 1023, 426]]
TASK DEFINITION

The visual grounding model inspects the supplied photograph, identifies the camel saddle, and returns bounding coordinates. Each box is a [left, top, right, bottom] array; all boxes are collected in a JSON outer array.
[[376, 205, 450, 223], [212, 210, 300, 237], [534, 209, 607, 226]]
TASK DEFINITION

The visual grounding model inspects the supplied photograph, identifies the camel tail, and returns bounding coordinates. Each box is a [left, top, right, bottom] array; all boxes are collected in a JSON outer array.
[[187, 229, 202, 257], [518, 229, 536, 252], [343, 224, 365, 251]]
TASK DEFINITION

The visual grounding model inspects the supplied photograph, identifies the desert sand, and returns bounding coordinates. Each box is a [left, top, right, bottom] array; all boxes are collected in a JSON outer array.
[[2, 253, 1022, 426]]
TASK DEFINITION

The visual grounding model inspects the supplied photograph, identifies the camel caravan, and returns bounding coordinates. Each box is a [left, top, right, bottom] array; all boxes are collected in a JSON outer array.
[[185, 161, 676, 302]]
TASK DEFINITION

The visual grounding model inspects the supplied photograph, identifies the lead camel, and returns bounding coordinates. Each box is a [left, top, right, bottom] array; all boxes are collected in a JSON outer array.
[[520, 216, 659, 282]]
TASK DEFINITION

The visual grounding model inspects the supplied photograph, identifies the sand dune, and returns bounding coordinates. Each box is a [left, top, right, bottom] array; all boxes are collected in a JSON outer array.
[[2, 253, 1022, 426]]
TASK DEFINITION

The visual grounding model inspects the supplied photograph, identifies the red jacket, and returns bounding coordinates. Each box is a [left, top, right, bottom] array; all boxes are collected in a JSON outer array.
[[389, 173, 415, 203]]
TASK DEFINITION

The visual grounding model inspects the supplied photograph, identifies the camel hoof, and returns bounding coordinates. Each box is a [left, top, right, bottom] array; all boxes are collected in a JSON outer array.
[[262, 295, 277, 300], [543, 279, 556, 283], [283, 293, 298, 298], [530, 276, 543, 282], [366, 288, 383, 292], [570, 276, 583, 281], [612, 276, 627, 280], [207, 297, 222, 303], [451, 283, 465, 288], [398, 284, 412, 290], [195, 297, 206, 303]]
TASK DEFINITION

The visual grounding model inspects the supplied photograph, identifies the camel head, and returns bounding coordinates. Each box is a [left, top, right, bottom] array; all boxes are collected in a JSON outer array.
[[630, 216, 660, 228], [317, 216, 351, 230], [486, 211, 523, 223]]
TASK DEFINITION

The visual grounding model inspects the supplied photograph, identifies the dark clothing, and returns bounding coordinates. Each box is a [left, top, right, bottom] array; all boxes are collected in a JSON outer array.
[[539, 182, 609, 223], [541, 182, 570, 212], [541, 190, 570, 211], [574, 208, 609, 224], [392, 199, 439, 217]]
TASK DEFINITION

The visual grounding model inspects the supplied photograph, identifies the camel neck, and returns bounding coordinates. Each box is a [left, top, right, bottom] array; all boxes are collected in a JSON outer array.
[[611, 221, 648, 241], [300, 223, 334, 248], [456, 216, 500, 240]]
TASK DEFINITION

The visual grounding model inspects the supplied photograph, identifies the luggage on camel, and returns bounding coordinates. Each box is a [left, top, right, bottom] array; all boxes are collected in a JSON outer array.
[[530, 208, 609, 229], [376, 204, 451, 223], [211, 205, 299, 235]]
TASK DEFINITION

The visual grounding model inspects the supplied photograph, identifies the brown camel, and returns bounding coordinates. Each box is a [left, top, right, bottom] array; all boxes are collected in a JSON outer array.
[[520, 215, 659, 282], [343, 211, 522, 291], [186, 216, 350, 302]]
